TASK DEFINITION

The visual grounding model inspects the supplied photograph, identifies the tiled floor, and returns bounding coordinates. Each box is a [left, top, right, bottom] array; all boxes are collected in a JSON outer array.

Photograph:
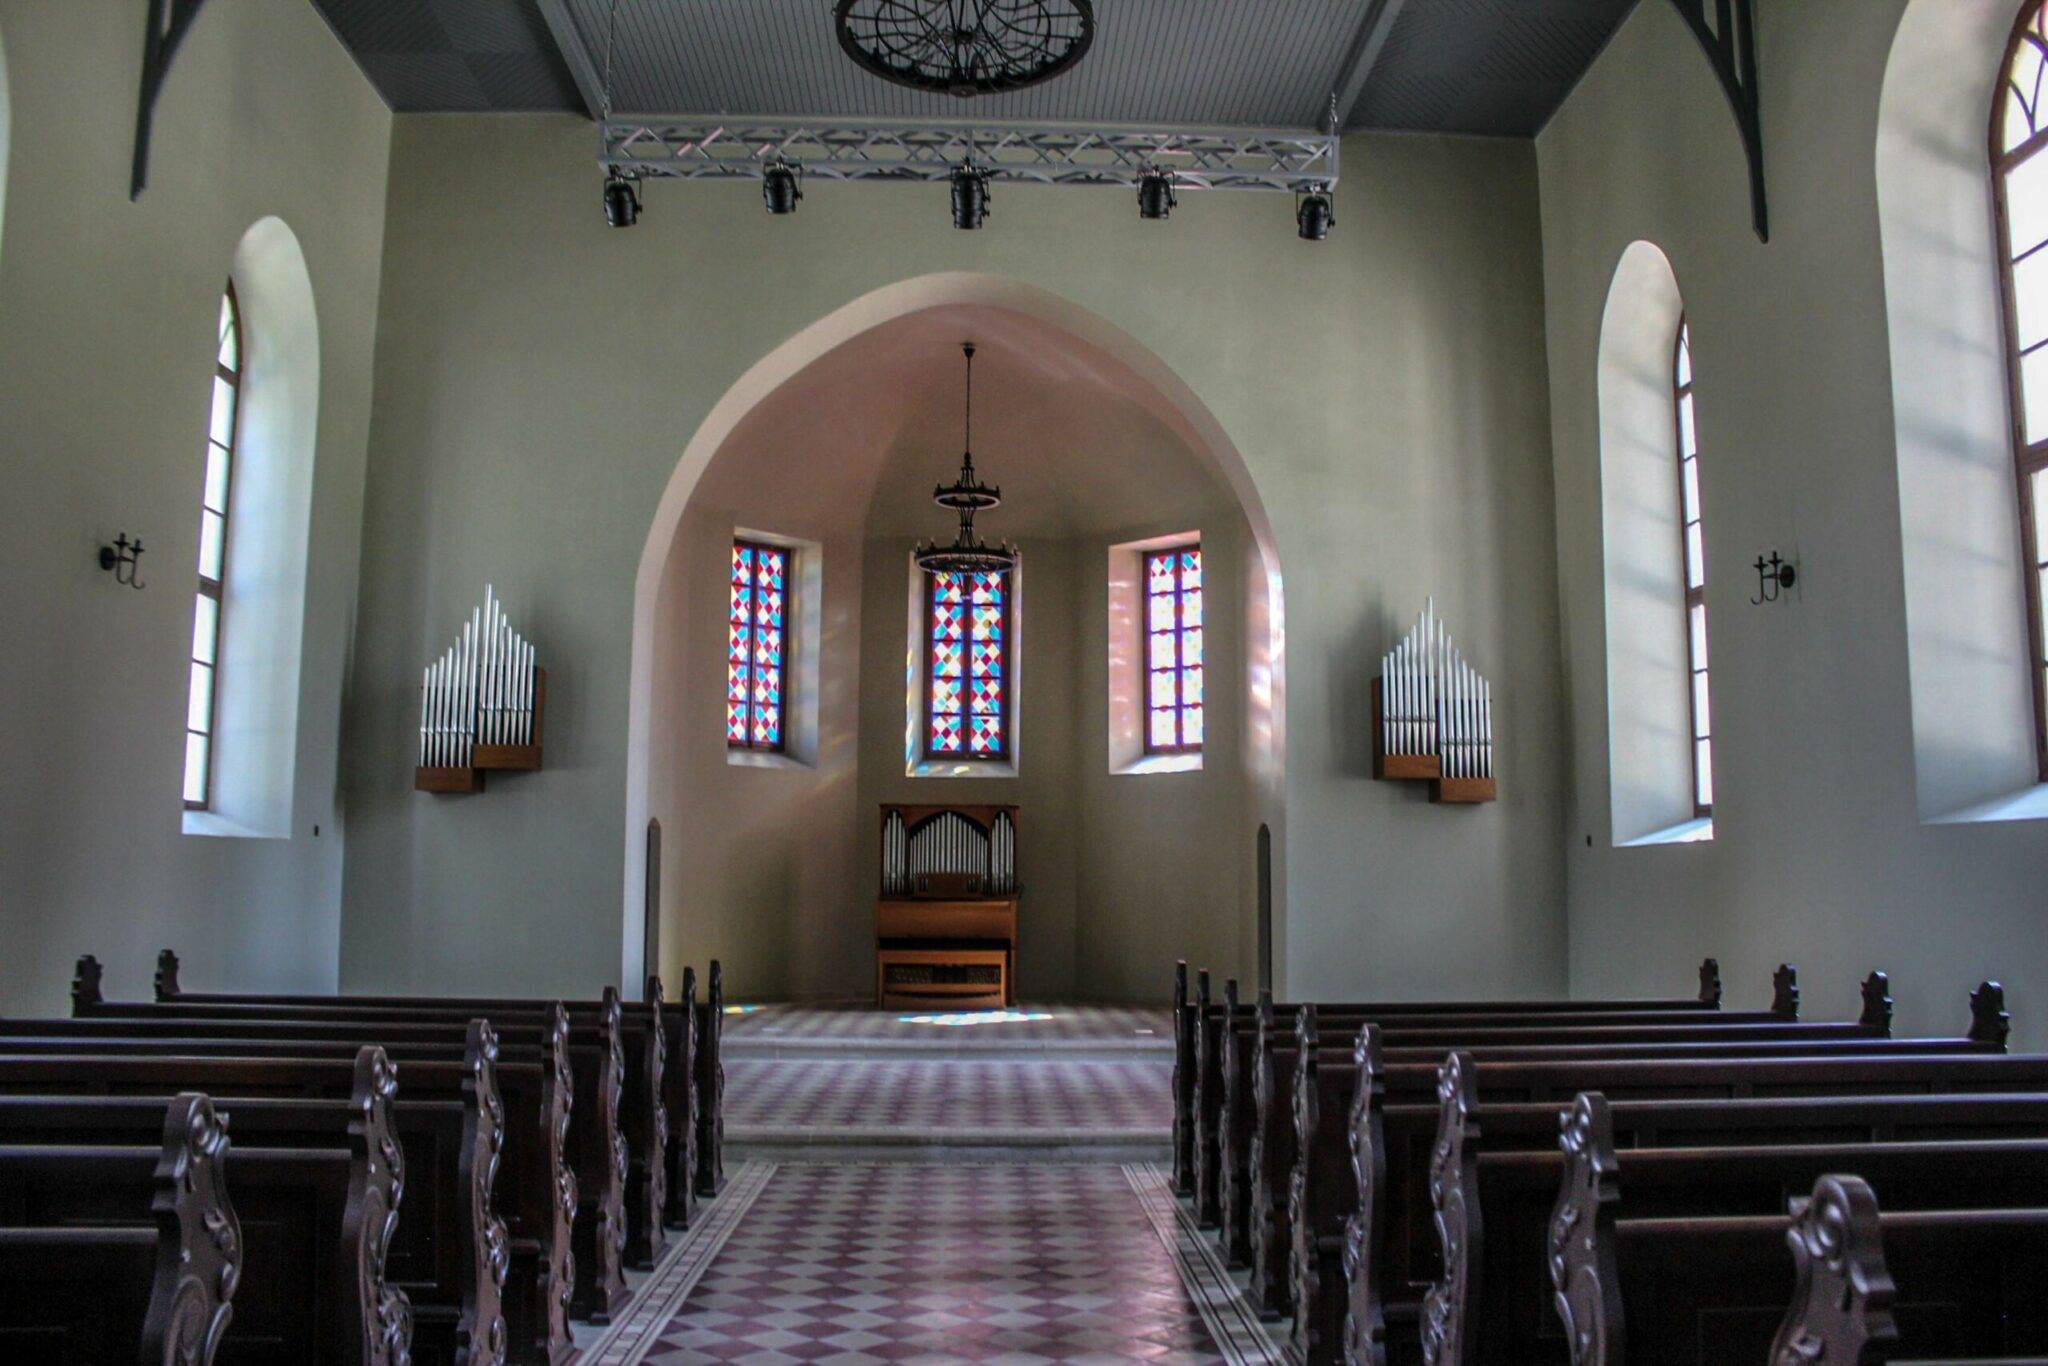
[[724, 1058, 1172, 1135], [723, 1004, 1172, 1049], [594, 1163, 1274, 1364]]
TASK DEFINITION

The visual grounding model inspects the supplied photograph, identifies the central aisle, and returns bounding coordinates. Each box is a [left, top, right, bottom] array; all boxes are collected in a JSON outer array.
[[581, 1003, 1284, 1364]]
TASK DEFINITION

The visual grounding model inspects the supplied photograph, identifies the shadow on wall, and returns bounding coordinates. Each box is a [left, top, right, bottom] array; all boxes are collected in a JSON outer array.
[[622, 272, 1290, 1001], [1880, 0, 2043, 822]]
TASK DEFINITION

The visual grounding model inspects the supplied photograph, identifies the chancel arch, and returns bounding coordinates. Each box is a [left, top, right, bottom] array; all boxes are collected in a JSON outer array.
[[624, 274, 1286, 1004]]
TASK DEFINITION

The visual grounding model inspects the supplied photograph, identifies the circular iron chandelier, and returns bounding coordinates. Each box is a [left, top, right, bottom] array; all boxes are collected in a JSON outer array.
[[835, 0, 1096, 99], [915, 344, 1019, 576]]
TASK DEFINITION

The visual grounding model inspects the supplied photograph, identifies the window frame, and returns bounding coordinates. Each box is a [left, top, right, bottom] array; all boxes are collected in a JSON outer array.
[[1674, 317, 1713, 818], [184, 283, 242, 812], [1140, 544, 1204, 756], [726, 537, 790, 754], [922, 568, 1013, 763], [1991, 0, 2048, 782]]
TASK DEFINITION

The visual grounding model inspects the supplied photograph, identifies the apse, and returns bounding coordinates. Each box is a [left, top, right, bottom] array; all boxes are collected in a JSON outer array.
[[631, 283, 1283, 1004]]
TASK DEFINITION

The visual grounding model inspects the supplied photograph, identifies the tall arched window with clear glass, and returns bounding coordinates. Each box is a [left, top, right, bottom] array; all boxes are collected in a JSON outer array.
[[1995, 0, 2048, 779], [183, 287, 242, 809], [1674, 319, 1712, 816]]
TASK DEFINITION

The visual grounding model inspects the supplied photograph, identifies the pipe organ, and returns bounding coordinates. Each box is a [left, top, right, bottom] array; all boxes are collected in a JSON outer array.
[[1371, 598, 1497, 805], [876, 805, 1020, 1008]]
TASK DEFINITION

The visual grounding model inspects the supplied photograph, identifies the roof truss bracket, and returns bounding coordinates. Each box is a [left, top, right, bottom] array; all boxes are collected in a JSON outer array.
[[1665, 0, 1768, 242], [131, 0, 209, 200]]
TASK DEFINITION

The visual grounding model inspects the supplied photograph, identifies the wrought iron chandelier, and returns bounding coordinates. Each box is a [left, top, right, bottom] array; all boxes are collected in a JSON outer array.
[[835, 0, 1096, 99], [915, 343, 1018, 576]]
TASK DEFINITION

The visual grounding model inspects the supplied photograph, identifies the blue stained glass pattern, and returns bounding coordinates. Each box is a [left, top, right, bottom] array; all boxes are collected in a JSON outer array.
[[928, 569, 1010, 757], [728, 540, 789, 750], [1142, 546, 1204, 753]]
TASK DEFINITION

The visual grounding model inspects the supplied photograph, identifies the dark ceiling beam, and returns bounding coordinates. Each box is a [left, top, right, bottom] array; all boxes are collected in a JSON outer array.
[[131, 0, 209, 199], [535, 0, 607, 120], [1328, 0, 1410, 131], [1665, 0, 1768, 242]]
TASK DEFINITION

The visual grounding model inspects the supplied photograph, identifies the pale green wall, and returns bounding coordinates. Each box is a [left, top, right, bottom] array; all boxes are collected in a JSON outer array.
[[1539, 0, 2048, 1044], [0, 0, 391, 1012], [342, 115, 1568, 1003]]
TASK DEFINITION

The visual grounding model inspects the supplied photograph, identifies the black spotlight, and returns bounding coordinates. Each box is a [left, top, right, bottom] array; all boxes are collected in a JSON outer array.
[[603, 172, 641, 229], [1137, 171, 1176, 221], [951, 166, 991, 230], [763, 162, 802, 216], [1296, 187, 1333, 242]]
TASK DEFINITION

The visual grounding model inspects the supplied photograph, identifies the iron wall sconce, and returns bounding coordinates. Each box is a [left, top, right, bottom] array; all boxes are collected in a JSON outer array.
[[1751, 551, 1796, 604], [99, 533, 146, 589]]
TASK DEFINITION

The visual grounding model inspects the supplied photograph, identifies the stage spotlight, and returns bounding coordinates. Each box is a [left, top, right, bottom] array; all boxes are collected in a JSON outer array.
[[951, 166, 991, 230], [1296, 187, 1333, 242], [763, 162, 802, 216], [1137, 171, 1176, 221], [603, 172, 641, 229]]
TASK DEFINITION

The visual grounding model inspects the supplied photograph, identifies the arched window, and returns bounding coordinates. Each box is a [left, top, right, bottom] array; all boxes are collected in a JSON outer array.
[[183, 286, 242, 810], [1994, 0, 2048, 779], [1675, 321, 1712, 815]]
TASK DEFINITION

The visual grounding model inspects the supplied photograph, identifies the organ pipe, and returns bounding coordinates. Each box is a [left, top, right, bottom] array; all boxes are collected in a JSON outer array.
[[1376, 598, 1496, 793], [417, 583, 541, 776]]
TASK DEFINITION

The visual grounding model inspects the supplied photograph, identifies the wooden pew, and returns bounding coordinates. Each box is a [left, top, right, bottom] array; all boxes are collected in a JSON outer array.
[[0, 1092, 235, 1364], [1200, 962, 1815, 1246], [72, 963, 632, 1321], [1335, 1016, 2042, 1363], [0, 1026, 507, 1365], [1425, 1074, 2048, 1364], [130, 948, 709, 1236], [1763, 1175, 2048, 1365], [0, 1039, 570, 1365], [1171, 957, 1730, 1197], [1244, 976, 1981, 1325], [0, 1059, 406, 1365]]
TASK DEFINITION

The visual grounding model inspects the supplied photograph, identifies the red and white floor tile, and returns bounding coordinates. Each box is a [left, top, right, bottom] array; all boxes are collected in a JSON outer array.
[[586, 1163, 1279, 1365], [723, 1059, 1172, 1136]]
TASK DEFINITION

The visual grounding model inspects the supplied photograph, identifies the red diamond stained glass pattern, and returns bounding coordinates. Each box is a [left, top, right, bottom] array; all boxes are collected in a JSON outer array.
[[928, 570, 1009, 758], [728, 540, 788, 751], [1143, 547, 1203, 754]]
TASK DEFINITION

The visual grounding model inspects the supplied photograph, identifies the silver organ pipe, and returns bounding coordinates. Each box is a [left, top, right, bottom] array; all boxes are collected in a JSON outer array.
[[1377, 597, 1496, 778], [417, 584, 541, 767]]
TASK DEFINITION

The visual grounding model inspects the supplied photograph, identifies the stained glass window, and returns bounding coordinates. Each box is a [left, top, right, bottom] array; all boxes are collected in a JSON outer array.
[[727, 539, 788, 751], [1675, 321, 1712, 815], [926, 569, 1010, 758], [183, 286, 241, 810], [1995, 0, 2048, 777], [1143, 546, 1204, 754]]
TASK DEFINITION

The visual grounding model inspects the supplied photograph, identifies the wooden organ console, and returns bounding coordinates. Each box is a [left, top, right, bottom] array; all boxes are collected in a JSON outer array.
[[876, 804, 1020, 1009]]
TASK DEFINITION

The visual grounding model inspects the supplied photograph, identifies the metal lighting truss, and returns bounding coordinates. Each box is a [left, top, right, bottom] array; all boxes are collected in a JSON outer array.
[[599, 115, 1339, 195]]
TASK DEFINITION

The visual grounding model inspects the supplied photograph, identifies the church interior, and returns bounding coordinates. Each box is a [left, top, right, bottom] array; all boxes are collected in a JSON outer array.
[[5, 0, 2048, 1361]]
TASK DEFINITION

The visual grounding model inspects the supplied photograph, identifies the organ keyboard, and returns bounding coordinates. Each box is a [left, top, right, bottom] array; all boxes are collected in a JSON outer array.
[[875, 804, 1020, 1008]]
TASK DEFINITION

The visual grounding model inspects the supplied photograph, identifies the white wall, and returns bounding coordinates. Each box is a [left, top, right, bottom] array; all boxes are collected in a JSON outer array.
[[0, 0, 391, 1012], [341, 115, 1567, 1004], [1540, 0, 2048, 1044]]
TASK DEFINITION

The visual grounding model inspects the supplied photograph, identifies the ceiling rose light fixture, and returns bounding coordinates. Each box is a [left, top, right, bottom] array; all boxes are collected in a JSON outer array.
[[915, 343, 1018, 577], [603, 170, 641, 228], [763, 162, 802, 215], [1138, 170, 1176, 221], [835, 0, 1096, 99], [1296, 184, 1334, 242], [951, 165, 992, 229]]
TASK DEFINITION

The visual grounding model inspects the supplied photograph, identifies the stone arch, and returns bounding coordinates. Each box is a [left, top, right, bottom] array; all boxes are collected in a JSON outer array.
[[620, 272, 1286, 989]]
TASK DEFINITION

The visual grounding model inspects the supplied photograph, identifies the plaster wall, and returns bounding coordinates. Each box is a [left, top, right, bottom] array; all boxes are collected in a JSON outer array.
[[1539, 0, 2048, 1043], [0, 0, 390, 1012], [342, 116, 1567, 1003]]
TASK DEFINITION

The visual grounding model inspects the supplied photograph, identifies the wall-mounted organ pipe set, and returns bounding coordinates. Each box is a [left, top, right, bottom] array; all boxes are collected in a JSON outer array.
[[1372, 599, 1497, 804], [415, 584, 546, 793]]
